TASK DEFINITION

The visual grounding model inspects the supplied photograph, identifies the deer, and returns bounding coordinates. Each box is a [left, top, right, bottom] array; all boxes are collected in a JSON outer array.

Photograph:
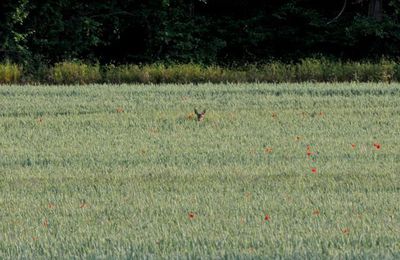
[[194, 108, 206, 122]]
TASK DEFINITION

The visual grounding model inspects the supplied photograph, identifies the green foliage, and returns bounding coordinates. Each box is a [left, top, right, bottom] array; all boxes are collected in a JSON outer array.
[[0, 61, 22, 84], [0, 0, 30, 62], [0, 83, 398, 258], [104, 59, 400, 84], [2, 59, 400, 84], [153, 64, 205, 83], [2, 0, 400, 63], [49, 61, 101, 84], [104, 64, 144, 84]]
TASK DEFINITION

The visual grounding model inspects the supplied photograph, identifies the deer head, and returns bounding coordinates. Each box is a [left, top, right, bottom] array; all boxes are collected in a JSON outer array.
[[194, 108, 206, 122]]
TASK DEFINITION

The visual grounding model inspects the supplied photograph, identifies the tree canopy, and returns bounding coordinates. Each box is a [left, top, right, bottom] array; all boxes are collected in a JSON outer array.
[[1, 0, 399, 64]]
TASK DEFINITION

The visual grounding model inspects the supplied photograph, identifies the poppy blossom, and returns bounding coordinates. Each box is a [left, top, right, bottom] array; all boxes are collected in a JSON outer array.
[[351, 144, 356, 149], [311, 167, 317, 173], [341, 228, 350, 235], [188, 212, 196, 220], [312, 209, 320, 216], [373, 143, 381, 150], [264, 147, 273, 153], [116, 107, 124, 113], [264, 214, 271, 222]]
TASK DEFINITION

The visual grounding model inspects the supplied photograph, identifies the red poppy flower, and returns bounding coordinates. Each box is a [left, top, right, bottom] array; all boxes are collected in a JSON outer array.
[[312, 209, 320, 216], [351, 144, 356, 149], [341, 227, 350, 235], [373, 143, 381, 150], [188, 212, 196, 220], [264, 214, 271, 222], [311, 167, 317, 173]]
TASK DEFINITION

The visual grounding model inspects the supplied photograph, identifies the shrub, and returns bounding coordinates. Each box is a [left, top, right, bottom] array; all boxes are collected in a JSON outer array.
[[0, 61, 22, 84], [379, 59, 396, 83], [104, 64, 144, 83], [201, 65, 224, 83], [3, 58, 400, 84], [164, 64, 204, 83], [261, 62, 296, 82], [49, 61, 101, 84], [296, 58, 325, 82]]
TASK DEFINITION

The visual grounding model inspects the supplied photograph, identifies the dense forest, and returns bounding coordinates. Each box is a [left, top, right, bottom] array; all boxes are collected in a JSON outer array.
[[1, 0, 399, 65]]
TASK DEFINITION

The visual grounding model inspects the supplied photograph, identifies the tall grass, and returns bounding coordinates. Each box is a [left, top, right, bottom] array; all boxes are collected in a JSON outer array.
[[49, 61, 101, 84], [0, 61, 22, 84], [1, 59, 399, 84], [103, 59, 399, 84]]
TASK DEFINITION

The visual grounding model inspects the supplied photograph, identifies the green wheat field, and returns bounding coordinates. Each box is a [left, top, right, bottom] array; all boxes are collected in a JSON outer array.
[[0, 83, 399, 258]]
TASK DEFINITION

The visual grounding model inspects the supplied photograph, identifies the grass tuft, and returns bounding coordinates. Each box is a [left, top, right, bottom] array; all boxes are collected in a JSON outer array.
[[0, 61, 22, 84], [49, 61, 101, 84]]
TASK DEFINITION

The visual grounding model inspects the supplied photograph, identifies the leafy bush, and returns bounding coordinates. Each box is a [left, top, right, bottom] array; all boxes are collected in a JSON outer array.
[[295, 58, 325, 82], [49, 61, 101, 84], [378, 59, 396, 83], [2, 59, 400, 84], [104, 64, 143, 84], [164, 64, 204, 83], [0, 61, 22, 84]]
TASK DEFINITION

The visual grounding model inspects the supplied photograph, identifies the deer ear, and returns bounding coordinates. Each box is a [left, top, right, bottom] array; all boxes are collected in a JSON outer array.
[[194, 108, 199, 115]]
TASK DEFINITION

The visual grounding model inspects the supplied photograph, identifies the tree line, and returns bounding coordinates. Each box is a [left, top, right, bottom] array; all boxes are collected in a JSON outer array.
[[1, 0, 399, 65]]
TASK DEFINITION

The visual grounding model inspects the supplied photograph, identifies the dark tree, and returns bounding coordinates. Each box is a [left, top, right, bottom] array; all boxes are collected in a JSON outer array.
[[1, 0, 399, 64]]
